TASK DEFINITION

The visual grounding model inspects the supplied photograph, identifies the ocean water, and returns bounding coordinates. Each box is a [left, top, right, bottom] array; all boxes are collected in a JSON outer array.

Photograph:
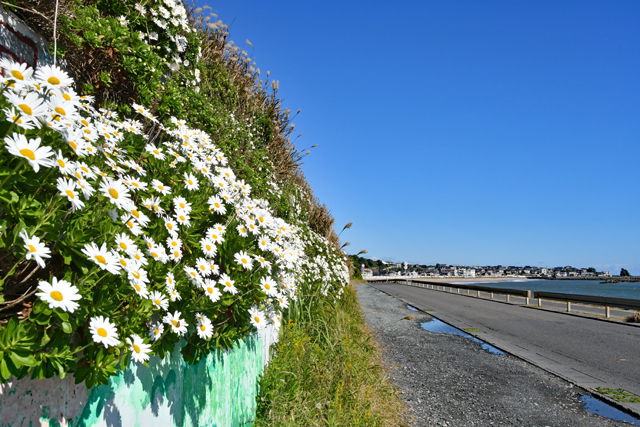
[[450, 279, 640, 300]]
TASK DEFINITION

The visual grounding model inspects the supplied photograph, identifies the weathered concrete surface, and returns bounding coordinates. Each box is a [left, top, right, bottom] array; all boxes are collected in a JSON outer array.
[[0, 325, 278, 427]]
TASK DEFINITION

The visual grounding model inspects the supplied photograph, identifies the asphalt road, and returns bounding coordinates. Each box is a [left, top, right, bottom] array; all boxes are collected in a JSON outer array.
[[371, 282, 640, 400]]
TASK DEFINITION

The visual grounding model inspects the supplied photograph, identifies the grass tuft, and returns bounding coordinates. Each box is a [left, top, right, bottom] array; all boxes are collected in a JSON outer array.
[[255, 284, 406, 426]]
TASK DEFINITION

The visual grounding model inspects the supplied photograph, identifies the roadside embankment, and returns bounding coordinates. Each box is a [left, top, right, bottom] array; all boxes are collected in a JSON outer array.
[[355, 283, 628, 426], [255, 283, 406, 426]]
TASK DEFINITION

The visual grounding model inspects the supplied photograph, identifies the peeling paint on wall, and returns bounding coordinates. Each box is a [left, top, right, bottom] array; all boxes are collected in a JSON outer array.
[[0, 4, 53, 69]]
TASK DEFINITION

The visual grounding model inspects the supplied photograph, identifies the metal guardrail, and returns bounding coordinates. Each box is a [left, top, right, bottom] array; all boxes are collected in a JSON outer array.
[[367, 278, 640, 318]]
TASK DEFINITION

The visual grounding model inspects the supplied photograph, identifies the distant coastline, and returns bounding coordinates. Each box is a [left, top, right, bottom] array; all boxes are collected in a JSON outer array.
[[528, 276, 640, 284]]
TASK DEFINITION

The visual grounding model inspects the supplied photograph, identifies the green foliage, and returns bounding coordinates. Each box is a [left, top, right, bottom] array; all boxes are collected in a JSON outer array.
[[597, 388, 640, 403], [620, 268, 631, 277], [0, 0, 349, 389], [255, 285, 405, 426]]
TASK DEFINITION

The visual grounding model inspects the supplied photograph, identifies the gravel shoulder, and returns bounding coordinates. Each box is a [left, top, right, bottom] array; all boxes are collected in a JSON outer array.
[[355, 283, 628, 426]]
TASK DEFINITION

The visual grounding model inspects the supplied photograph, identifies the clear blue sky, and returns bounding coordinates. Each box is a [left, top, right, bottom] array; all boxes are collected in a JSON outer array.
[[203, 1, 640, 274]]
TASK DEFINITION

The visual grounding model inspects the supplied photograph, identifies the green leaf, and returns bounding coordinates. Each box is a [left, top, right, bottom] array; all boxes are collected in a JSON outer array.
[[61, 322, 72, 334], [9, 351, 36, 367]]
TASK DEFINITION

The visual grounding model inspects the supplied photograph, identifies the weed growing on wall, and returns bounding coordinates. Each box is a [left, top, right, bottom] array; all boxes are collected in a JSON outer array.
[[0, 0, 349, 388]]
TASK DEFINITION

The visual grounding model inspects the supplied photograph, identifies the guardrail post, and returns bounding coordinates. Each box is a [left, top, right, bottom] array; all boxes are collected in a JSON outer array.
[[526, 290, 532, 306], [606, 306, 610, 318], [490, 292, 494, 299], [567, 301, 571, 312], [477, 290, 480, 297], [506, 294, 510, 303], [466, 289, 470, 295], [538, 297, 542, 306]]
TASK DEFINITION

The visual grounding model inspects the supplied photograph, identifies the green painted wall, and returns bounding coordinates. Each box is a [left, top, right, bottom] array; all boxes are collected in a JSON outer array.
[[0, 327, 276, 427]]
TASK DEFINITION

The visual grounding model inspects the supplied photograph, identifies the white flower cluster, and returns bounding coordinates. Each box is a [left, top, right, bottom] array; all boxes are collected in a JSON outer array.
[[1, 57, 348, 364]]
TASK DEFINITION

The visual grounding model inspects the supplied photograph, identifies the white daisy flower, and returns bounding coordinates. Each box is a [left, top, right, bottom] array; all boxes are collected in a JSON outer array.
[[34, 64, 74, 89], [151, 179, 171, 195], [237, 225, 248, 237], [6, 91, 48, 118], [81, 242, 121, 274], [0, 58, 34, 82], [145, 143, 165, 160], [234, 251, 253, 270], [150, 291, 169, 310], [89, 316, 120, 347], [260, 277, 278, 297], [183, 172, 199, 190], [4, 106, 39, 130], [201, 278, 221, 302], [164, 217, 179, 234], [56, 177, 85, 212], [173, 196, 191, 213], [148, 321, 164, 341], [20, 230, 51, 268], [197, 316, 213, 339], [36, 277, 81, 312], [248, 306, 267, 330], [127, 334, 151, 363], [207, 195, 226, 214], [166, 272, 175, 288], [4, 133, 54, 172], [200, 238, 217, 257], [115, 233, 137, 254], [219, 273, 237, 295], [100, 178, 131, 209], [174, 210, 191, 227], [163, 310, 188, 335]]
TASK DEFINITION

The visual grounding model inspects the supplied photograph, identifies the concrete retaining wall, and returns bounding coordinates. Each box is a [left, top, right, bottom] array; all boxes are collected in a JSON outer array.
[[0, 325, 278, 427]]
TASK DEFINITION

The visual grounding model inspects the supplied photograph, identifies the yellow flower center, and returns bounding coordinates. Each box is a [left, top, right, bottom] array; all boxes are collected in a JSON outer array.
[[11, 69, 24, 80], [134, 253, 141, 260], [133, 344, 141, 353], [214, 202, 220, 208], [225, 282, 232, 287], [155, 299, 161, 306], [81, 119, 89, 126], [167, 223, 173, 230], [119, 242, 127, 250], [179, 202, 185, 208], [95, 255, 107, 264], [200, 325, 206, 331], [69, 140, 78, 150], [134, 284, 141, 291], [151, 252, 158, 258], [19, 148, 36, 160], [108, 189, 119, 199], [57, 159, 66, 168], [171, 320, 180, 327], [206, 244, 212, 251], [132, 272, 141, 279], [254, 317, 260, 323], [55, 107, 66, 116], [179, 215, 185, 221], [174, 251, 180, 257], [18, 104, 32, 115], [50, 291, 64, 301], [65, 190, 75, 199], [158, 185, 164, 190], [120, 259, 127, 267], [242, 259, 247, 264], [63, 93, 71, 101], [97, 327, 108, 337], [188, 179, 193, 185], [154, 328, 160, 335], [153, 150, 160, 155], [127, 221, 134, 228], [48, 76, 61, 85], [265, 284, 270, 290], [207, 287, 213, 294], [131, 210, 140, 218]]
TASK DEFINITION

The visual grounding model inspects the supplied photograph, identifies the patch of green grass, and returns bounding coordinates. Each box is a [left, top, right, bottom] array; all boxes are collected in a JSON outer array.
[[464, 328, 482, 333], [597, 388, 640, 403], [422, 309, 434, 312], [255, 284, 406, 426]]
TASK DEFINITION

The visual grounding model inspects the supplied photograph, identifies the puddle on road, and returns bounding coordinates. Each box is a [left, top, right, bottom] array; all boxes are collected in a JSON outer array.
[[580, 395, 640, 425], [407, 305, 418, 312], [420, 318, 506, 355]]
